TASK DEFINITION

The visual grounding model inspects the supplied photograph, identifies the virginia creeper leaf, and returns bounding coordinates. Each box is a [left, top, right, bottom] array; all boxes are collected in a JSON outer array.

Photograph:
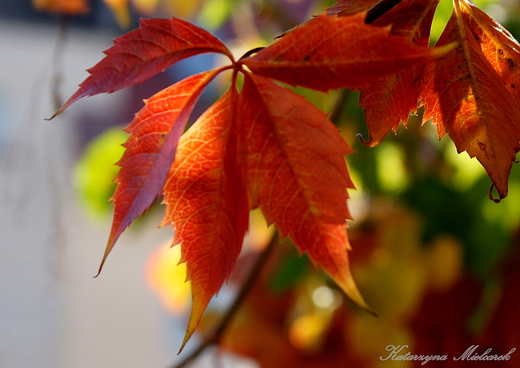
[[242, 12, 455, 92], [100, 69, 222, 274], [326, 0, 381, 17], [357, 0, 439, 146], [458, 0, 520, 105], [239, 73, 373, 313], [327, 0, 404, 24], [161, 89, 249, 349], [420, 4, 520, 201], [52, 17, 232, 117]]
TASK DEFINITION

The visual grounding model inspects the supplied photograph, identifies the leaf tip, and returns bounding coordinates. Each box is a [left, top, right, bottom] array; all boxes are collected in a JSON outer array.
[[356, 133, 379, 147], [488, 183, 506, 203]]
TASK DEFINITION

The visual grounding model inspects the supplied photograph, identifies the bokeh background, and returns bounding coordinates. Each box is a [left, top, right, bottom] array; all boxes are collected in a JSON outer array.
[[1, 0, 520, 367]]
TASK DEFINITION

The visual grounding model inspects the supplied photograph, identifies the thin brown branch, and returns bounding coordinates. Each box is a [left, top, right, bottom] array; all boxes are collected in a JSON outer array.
[[170, 232, 280, 368], [328, 88, 352, 127]]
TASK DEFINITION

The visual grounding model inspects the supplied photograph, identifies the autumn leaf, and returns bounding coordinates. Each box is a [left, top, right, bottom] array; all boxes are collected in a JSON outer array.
[[51, 17, 233, 118], [458, 0, 520, 105], [242, 12, 455, 92], [327, 0, 408, 24], [326, 0, 381, 17], [239, 73, 372, 314], [100, 69, 223, 273], [419, 0, 520, 201], [356, 0, 440, 146], [161, 88, 249, 349]]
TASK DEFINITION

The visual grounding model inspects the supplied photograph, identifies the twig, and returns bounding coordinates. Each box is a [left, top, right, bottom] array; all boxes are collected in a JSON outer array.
[[51, 15, 69, 110], [170, 232, 279, 368], [328, 88, 351, 127]]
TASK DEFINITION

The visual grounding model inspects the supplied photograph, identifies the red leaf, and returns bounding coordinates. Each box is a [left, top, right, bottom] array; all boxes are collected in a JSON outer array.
[[357, 0, 439, 146], [161, 89, 249, 348], [52, 17, 232, 117], [326, 0, 381, 17], [479, 231, 520, 366], [420, 3, 520, 201], [239, 73, 372, 313], [241, 12, 454, 92], [99, 69, 222, 273]]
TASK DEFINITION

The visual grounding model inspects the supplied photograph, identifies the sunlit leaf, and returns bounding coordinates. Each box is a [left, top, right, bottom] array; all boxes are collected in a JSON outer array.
[[242, 12, 454, 92], [239, 73, 372, 314], [162, 89, 249, 348], [51, 17, 233, 117], [420, 2, 520, 201], [100, 69, 222, 273]]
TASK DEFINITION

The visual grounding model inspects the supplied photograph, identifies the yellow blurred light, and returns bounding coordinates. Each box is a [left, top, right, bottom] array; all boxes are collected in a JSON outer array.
[[145, 240, 191, 314], [312, 286, 341, 310], [444, 140, 485, 190], [289, 314, 327, 351], [102, 0, 131, 28], [375, 142, 409, 193], [424, 235, 463, 291], [32, 0, 89, 15]]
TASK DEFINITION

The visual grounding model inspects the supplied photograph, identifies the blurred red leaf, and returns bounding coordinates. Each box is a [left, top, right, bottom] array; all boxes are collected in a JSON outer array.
[[409, 274, 483, 368], [477, 229, 520, 367]]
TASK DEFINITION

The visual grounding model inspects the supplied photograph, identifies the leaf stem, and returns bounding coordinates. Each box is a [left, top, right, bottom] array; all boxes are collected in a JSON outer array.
[[170, 232, 279, 368], [328, 88, 352, 126]]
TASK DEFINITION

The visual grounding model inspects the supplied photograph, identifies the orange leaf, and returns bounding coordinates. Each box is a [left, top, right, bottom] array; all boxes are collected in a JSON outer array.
[[32, 0, 89, 15], [52, 17, 232, 117], [357, 0, 440, 146], [458, 0, 520, 105], [242, 12, 454, 92], [162, 89, 249, 349], [420, 3, 520, 201], [239, 73, 373, 313], [100, 69, 222, 274]]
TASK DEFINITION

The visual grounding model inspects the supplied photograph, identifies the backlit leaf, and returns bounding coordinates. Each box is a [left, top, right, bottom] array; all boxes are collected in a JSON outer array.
[[419, 3, 520, 201], [239, 73, 372, 313], [242, 12, 455, 92], [326, 0, 381, 17], [458, 0, 520, 104], [162, 89, 249, 349], [100, 69, 222, 273], [357, 0, 440, 146], [52, 17, 232, 117]]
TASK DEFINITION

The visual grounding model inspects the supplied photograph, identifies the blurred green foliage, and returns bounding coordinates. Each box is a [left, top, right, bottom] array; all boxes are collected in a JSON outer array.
[[73, 127, 127, 218]]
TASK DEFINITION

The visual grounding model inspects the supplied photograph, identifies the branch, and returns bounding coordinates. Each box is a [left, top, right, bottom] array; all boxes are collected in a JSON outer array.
[[170, 232, 279, 368]]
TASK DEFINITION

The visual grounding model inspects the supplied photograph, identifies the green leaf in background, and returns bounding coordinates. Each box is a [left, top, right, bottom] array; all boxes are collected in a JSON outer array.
[[430, 0, 496, 43], [73, 127, 128, 218]]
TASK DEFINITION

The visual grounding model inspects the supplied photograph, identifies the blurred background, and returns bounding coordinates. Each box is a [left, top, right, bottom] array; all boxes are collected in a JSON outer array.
[[1, 0, 520, 367]]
